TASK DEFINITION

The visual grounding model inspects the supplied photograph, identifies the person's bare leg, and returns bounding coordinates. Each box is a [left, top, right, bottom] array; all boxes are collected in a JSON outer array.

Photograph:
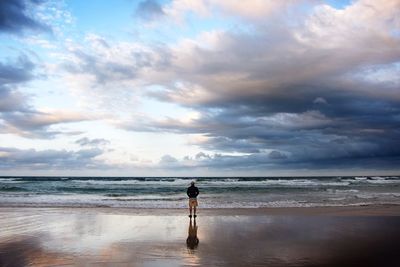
[[189, 206, 192, 217]]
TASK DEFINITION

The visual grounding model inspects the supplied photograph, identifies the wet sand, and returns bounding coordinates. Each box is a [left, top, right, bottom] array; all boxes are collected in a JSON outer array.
[[0, 206, 399, 266]]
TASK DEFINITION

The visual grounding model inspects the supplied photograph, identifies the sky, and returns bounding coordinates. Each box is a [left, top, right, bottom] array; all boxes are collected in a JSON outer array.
[[0, 0, 399, 176]]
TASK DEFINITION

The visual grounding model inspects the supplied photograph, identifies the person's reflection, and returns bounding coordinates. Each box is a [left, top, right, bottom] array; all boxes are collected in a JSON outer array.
[[186, 217, 199, 251]]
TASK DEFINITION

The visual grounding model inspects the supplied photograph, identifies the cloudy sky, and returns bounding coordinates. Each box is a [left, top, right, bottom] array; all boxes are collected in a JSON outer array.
[[0, 0, 399, 176]]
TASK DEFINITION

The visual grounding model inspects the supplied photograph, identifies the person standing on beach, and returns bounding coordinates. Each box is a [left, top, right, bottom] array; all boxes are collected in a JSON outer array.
[[187, 181, 199, 217]]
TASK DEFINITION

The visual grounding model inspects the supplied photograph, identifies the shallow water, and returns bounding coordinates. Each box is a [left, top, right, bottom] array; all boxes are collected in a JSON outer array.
[[0, 208, 399, 266]]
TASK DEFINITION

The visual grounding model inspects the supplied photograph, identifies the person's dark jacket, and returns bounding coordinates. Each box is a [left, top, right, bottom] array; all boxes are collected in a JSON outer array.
[[187, 185, 199, 198]]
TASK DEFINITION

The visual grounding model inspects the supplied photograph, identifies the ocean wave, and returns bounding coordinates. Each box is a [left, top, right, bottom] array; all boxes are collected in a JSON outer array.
[[342, 177, 400, 185], [72, 178, 192, 186], [104, 194, 186, 201], [364, 180, 400, 185], [1, 176, 400, 209], [200, 179, 350, 187], [355, 192, 400, 199], [0, 186, 27, 192], [0, 178, 24, 183], [105, 193, 129, 197], [326, 189, 359, 193], [369, 176, 399, 180], [354, 177, 368, 180]]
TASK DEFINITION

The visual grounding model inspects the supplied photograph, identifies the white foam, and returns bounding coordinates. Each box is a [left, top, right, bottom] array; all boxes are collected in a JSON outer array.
[[42, 177, 400, 188], [342, 177, 400, 185], [0, 181, 24, 184], [72, 178, 191, 186], [370, 176, 388, 180], [105, 194, 186, 201], [326, 189, 359, 193], [0, 178, 23, 183], [355, 176, 368, 180], [366, 179, 400, 184], [200, 179, 350, 187]]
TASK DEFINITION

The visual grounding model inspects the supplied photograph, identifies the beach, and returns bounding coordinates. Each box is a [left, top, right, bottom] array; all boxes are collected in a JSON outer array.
[[1, 206, 399, 267], [1, 0, 400, 265]]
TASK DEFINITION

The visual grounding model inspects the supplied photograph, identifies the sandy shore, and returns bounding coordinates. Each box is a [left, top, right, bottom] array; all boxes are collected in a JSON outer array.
[[0, 206, 399, 266], [1, 203, 400, 216]]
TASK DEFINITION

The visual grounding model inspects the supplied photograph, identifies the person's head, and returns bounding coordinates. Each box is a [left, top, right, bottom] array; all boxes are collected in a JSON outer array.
[[191, 181, 195, 186]]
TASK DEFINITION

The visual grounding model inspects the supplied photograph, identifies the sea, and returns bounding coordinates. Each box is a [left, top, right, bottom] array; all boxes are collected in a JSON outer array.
[[0, 176, 399, 208]]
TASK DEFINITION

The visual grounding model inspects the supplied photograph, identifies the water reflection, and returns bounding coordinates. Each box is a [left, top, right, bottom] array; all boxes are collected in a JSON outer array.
[[186, 217, 199, 252], [1, 209, 400, 267]]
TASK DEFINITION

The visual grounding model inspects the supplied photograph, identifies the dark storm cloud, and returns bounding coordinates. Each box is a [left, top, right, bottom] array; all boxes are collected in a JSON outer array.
[[124, 77, 400, 170], [118, 0, 400, 171], [127, 87, 400, 170], [0, 146, 104, 169], [164, 147, 400, 172], [0, 0, 51, 34], [135, 0, 165, 21], [269, 150, 287, 160]]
